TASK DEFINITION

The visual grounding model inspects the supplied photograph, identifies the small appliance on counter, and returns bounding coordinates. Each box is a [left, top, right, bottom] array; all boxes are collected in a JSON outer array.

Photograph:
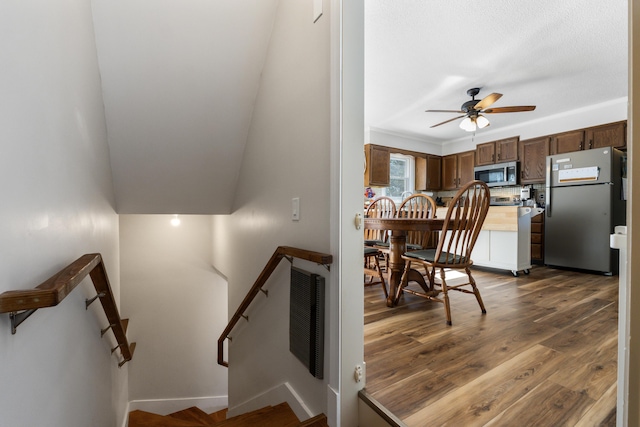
[[520, 186, 537, 206], [489, 196, 520, 206]]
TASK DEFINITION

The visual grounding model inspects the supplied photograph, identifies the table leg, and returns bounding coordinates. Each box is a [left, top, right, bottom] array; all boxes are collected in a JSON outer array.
[[386, 232, 406, 307]]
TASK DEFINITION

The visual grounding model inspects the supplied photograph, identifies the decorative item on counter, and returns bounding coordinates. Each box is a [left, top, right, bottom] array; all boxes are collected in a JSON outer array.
[[435, 197, 445, 207], [364, 187, 376, 199]]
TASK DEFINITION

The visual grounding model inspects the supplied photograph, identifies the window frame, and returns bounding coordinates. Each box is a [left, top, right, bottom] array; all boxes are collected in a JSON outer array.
[[380, 153, 415, 204]]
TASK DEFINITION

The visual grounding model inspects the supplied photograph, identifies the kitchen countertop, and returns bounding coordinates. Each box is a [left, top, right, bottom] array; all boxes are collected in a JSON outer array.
[[436, 205, 525, 232]]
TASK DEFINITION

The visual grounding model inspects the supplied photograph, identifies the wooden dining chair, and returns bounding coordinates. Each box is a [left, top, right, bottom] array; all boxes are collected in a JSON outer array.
[[397, 194, 437, 251], [364, 247, 388, 298], [398, 180, 490, 325], [364, 196, 396, 247]]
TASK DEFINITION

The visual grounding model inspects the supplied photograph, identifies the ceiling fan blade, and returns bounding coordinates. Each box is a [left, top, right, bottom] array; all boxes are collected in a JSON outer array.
[[425, 109, 465, 113], [430, 115, 466, 128], [474, 93, 502, 111], [483, 106, 536, 114]]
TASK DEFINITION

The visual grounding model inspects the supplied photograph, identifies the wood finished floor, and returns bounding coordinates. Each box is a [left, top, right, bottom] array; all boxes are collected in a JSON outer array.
[[364, 265, 618, 427]]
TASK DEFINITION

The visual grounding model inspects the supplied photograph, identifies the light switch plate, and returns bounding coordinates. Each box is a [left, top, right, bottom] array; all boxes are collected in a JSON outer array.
[[292, 197, 300, 221], [313, 0, 323, 23]]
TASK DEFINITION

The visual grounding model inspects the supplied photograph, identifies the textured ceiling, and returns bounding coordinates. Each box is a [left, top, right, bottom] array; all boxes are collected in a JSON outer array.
[[365, 0, 628, 142]]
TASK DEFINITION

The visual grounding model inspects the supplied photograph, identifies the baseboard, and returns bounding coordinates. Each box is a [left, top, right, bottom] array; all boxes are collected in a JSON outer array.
[[227, 382, 313, 421], [120, 401, 131, 427], [124, 395, 228, 421]]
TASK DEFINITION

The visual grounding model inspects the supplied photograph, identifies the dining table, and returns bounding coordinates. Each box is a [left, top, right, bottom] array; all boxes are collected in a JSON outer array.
[[364, 217, 447, 307]]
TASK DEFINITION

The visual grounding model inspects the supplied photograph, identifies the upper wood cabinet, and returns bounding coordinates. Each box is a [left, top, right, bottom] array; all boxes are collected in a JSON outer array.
[[442, 151, 475, 190], [415, 155, 441, 191], [496, 137, 519, 162], [476, 137, 519, 166], [551, 130, 585, 154], [586, 121, 626, 150], [550, 121, 626, 154], [519, 136, 550, 184], [475, 142, 496, 166], [441, 154, 458, 191], [364, 144, 390, 187], [458, 151, 476, 186]]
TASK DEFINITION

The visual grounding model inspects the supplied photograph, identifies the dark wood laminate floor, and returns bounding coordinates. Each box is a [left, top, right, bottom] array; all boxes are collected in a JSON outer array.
[[364, 265, 618, 427]]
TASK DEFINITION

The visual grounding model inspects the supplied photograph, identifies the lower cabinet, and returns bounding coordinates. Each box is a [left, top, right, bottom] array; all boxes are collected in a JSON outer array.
[[469, 206, 539, 276], [531, 212, 544, 263], [473, 230, 531, 276]]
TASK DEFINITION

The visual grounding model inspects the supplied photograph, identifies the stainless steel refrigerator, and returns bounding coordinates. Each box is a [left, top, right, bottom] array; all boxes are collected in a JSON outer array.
[[545, 146, 626, 274]]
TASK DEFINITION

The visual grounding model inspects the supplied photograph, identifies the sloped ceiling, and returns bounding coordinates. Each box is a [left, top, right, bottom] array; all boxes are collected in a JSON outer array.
[[365, 0, 628, 143], [92, 0, 279, 214]]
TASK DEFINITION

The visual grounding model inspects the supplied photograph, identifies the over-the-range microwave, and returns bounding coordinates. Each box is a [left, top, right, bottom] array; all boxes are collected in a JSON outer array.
[[474, 161, 519, 187]]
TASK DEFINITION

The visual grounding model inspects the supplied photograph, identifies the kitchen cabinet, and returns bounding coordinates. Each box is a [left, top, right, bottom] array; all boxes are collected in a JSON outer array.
[[415, 155, 441, 190], [458, 150, 476, 187], [470, 206, 543, 275], [547, 121, 626, 154], [496, 137, 519, 162], [364, 144, 390, 187], [441, 151, 475, 190], [531, 212, 544, 263], [586, 121, 626, 150], [475, 142, 495, 166], [441, 155, 458, 191], [519, 136, 550, 184], [475, 137, 519, 166], [551, 129, 585, 154], [473, 230, 523, 274]]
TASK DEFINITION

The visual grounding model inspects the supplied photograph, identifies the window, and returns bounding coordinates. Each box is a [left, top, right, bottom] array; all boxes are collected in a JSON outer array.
[[381, 153, 415, 203]]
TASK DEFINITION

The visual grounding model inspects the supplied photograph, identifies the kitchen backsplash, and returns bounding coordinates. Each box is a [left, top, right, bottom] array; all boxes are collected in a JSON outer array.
[[364, 184, 546, 208], [421, 183, 546, 207]]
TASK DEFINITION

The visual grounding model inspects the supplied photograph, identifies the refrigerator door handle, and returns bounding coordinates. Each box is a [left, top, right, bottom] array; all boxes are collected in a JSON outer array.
[[546, 156, 552, 217]]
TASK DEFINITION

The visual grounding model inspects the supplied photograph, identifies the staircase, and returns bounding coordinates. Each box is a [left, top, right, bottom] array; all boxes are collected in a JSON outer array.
[[128, 402, 329, 427]]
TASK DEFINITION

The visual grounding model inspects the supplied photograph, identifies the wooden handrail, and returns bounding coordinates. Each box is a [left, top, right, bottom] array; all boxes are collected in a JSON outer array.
[[217, 246, 333, 367], [0, 253, 136, 366]]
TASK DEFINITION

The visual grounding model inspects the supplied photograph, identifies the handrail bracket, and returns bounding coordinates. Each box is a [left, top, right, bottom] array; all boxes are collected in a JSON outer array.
[[85, 292, 106, 309], [10, 309, 37, 335], [101, 323, 116, 337]]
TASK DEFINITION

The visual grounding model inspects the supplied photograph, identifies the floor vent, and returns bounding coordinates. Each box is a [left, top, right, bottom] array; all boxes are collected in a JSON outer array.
[[289, 266, 325, 379]]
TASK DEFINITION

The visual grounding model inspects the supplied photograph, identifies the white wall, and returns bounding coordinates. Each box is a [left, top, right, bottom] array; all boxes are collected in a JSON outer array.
[[0, 0, 124, 426], [119, 215, 228, 410], [211, 0, 332, 420]]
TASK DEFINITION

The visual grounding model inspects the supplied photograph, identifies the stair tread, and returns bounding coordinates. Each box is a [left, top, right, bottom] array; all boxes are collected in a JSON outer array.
[[128, 409, 204, 427], [216, 403, 300, 427], [129, 402, 323, 427], [209, 408, 228, 422], [299, 413, 329, 427], [170, 407, 216, 426]]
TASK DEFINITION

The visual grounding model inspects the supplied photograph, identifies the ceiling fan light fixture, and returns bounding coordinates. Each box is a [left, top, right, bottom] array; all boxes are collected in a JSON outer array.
[[426, 88, 534, 132], [476, 114, 490, 129], [459, 116, 477, 132]]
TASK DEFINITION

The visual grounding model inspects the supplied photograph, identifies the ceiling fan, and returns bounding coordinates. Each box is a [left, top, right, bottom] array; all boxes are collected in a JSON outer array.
[[426, 88, 536, 132]]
